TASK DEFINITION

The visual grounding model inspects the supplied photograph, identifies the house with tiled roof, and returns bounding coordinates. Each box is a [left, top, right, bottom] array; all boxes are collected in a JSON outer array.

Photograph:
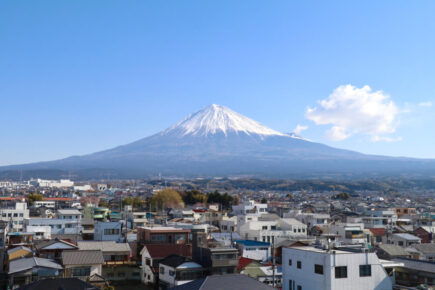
[[140, 244, 192, 285], [61, 250, 104, 280]]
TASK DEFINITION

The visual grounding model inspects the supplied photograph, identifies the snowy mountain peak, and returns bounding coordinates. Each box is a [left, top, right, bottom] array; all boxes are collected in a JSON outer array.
[[162, 104, 286, 137]]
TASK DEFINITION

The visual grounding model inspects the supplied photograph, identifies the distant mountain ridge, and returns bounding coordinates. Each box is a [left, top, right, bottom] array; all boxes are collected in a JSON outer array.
[[1, 104, 435, 179]]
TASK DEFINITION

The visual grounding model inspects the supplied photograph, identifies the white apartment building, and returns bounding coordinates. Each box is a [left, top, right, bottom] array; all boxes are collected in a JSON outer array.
[[26, 218, 83, 235], [29, 178, 74, 188], [282, 246, 393, 290], [285, 211, 330, 227], [26, 225, 51, 240], [220, 216, 237, 233], [232, 200, 268, 215], [238, 215, 307, 243], [34, 201, 56, 208], [57, 209, 82, 220], [0, 203, 29, 232]]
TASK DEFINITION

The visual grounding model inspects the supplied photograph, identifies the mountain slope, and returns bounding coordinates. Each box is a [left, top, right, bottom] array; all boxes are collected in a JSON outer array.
[[1, 104, 435, 179]]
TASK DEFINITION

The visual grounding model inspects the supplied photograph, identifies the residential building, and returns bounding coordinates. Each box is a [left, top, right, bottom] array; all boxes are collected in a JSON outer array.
[[137, 226, 190, 245], [140, 244, 192, 285], [282, 246, 394, 290], [232, 200, 268, 216], [0, 203, 29, 232], [8, 257, 63, 288], [27, 225, 51, 240], [77, 241, 138, 281], [407, 244, 435, 261], [393, 258, 435, 287], [94, 221, 122, 242], [57, 209, 82, 220], [35, 239, 79, 262], [26, 218, 83, 236], [329, 223, 366, 245], [8, 246, 33, 261], [158, 254, 203, 288], [235, 240, 271, 262], [238, 215, 307, 243], [168, 274, 274, 290], [62, 250, 104, 280], [384, 233, 421, 247]]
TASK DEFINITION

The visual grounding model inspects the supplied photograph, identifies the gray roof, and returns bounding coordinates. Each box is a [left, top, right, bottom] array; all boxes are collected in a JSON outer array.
[[9, 257, 63, 274], [77, 241, 130, 253], [62, 250, 104, 265], [168, 274, 274, 290], [378, 244, 410, 257], [410, 243, 435, 255], [393, 258, 435, 274], [393, 233, 421, 241], [35, 239, 78, 250], [57, 209, 82, 215]]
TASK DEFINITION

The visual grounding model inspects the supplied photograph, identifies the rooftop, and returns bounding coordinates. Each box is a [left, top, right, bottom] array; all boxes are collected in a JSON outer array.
[[62, 250, 104, 265]]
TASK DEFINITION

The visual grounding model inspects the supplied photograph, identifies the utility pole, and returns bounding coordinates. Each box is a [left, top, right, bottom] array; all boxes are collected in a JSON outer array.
[[272, 238, 276, 288]]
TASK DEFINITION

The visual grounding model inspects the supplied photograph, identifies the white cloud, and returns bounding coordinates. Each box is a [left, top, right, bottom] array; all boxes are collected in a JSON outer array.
[[371, 136, 403, 142], [293, 124, 308, 135], [418, 101, 432, 107], [306, 84, 399, 142]]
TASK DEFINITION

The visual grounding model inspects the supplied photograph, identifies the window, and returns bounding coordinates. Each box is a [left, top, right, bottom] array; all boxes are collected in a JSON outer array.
[[72, 267, 91, 277], [1, 213, 5, 217], [13, 213, 18, 217], [289, 280, 293, 290], [262, 226, 268, 230], [288, 259, 292, 266], [314, 264, 323, 274], [146, 258, 151, 266], [297, 286, 302, 290], [160, 267, 165, 274], [151, 234, 166, 242], [19, 213, 23, 217], [271, 226, 277, 230], [335, 266, 347, 279], [104, 229, 120, 235], [398, 241, 404, 246], [297, 261, 301, 269], [298, 228, 301, 232], [360, 265, 371, 277], [169, 270, 175, 276]]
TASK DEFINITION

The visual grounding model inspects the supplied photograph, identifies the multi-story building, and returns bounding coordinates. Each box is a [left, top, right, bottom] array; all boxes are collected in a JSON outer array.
[[94, 221, 122, 242], [238, 215, 307, 243], [158, 254, 203, 288], [137, 226, 190, 245], [329, 223, 367, 245], [282, 246, 394, 290], [0, 203, 29, 232], [26, 218, 83, 236], [232, 200, 268, 216]]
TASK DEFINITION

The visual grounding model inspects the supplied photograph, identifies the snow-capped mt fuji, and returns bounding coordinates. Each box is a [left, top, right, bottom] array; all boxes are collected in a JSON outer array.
[[162, 104, 286, 137], [2, 104, 435, 179]]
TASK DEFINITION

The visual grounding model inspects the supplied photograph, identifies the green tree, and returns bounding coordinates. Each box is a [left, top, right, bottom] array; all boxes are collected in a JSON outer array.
[[150, 189, 184, 210], [28, 193, 43, 206]]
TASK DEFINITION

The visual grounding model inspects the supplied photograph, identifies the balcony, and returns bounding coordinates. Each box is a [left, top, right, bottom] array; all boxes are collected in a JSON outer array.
[[104, 260, 136, 266]]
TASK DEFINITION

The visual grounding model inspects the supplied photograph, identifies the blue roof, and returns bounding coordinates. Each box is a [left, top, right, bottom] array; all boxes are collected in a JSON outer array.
[[234, 240, 270, 247]]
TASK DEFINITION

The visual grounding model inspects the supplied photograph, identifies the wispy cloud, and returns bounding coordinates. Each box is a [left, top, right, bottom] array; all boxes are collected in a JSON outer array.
[[293, 124, 308, 135], [418, 101, 432, 107], [306, 84, 399, 142]]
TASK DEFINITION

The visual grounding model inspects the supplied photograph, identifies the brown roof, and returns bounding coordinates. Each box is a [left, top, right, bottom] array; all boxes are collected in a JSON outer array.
[[62, 250, 104, 265], [369, 228, 386, 236], [143, 244, 191, 259]]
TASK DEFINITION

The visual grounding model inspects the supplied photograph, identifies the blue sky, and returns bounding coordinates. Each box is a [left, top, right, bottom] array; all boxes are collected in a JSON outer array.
[[1, 1, 435, 165]]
